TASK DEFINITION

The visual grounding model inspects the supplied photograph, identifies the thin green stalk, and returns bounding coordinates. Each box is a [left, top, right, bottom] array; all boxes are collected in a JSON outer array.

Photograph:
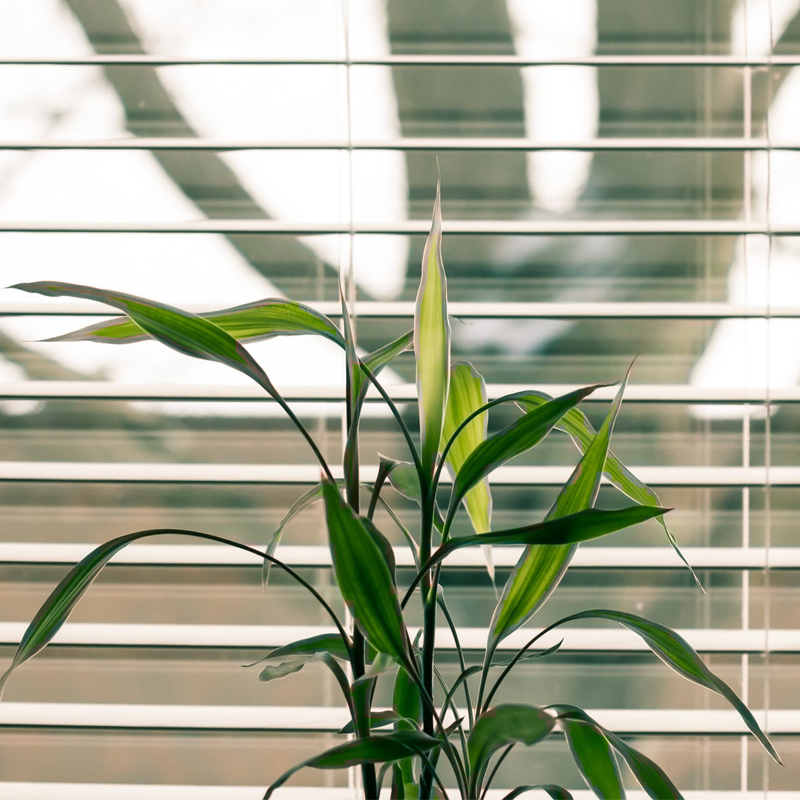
[[478, 743, 515, 800], [436, 592, 474, 731]]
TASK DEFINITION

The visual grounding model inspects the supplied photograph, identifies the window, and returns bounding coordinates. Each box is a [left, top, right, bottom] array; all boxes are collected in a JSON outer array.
[[0, 0, 797, 796]]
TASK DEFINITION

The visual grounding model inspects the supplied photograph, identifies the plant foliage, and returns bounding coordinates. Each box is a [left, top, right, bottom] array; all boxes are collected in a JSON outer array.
[[2, 182, 781, 799]]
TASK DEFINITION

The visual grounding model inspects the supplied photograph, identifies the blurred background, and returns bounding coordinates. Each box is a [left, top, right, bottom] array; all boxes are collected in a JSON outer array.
[[0, 0, 799, 796]]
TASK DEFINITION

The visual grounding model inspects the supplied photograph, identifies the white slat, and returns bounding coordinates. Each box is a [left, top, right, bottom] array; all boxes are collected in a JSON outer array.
[[0, 543, 795, 570], [3, 136, 800, 151], [0, 622, 795, 654], [0, 462, 796, 486], [0, 703, 795, 735], [0, 381, 798, 404], [1, 300, 797, 318], [0, 220, 793, 235]]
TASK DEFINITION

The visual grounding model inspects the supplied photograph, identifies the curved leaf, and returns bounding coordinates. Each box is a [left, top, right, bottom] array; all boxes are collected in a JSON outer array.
[[448, 384, 605, 523], [45, 296, 344, 347], [490, 367, 631, 646], [423, 505, 668, 574], [501, 786, 574, 800], [264, 731, 443, 799], [443, 362, 494, 580], [322, 481, 410, 663], [552, 610, 781, 765], [12, 281, 284, 401], [415, 179, 451, 475], [468, 704, 554, 792], [516, 391, 700, 589], [354, 329, 414, 405], [262, 483, 323, 589], [551, 704, 625, 798], [551, 706, 679, 800], [244, 632, 355, 667], [0, 528, 349, 698]]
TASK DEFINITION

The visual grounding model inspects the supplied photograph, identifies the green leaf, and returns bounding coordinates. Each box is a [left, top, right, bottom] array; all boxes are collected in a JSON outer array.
[[13, 282, 279, 398], [421, 505, 668, 575], [245, 632, 353, 666], [415, 179, 451, 475], [468, 704, 554, 792], [393, 656, 423, 790], [257, 658, 308, 683], [338, 710, 403, 735], [262, 484, 323, 589], [501, 786, 574, 800], [443, 362, 494, 580], [516, 391, 700, 589], [490, 368, 631, 646], [341, 287, 361, 505], [552, 610, 781, 765], [264, 731, 443, 799], [0, 529, 349, 698], [551, 704, 626, 798], [354, 329, 414, 405], [448, 384, 605, 524], [551, 706, 680, 800], [45, 296, 345, 347], [322, 481, 410, 663]]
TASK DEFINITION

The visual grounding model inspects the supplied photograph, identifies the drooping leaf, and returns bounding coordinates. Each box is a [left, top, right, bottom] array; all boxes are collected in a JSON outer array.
[[0, 528, 349, 698], [322, 481, 410, 663], [468, 704, 554, 792], [551, 706, 679, 800], [245, 632, 353, 666], [490, 368, 631, 647], [501, 786, 574, 800], [551, 704, 626, 798], [550, 610, 781, 765], [516, 391, 700, 589], [262, 483, 323, 588], [415, 179, 451, 475], [264, 731, 443, 799], [45, 296, 345, 347], [420, 505, 668, 576], [447, 384, 605, 525], [442, 361, 494, 580]]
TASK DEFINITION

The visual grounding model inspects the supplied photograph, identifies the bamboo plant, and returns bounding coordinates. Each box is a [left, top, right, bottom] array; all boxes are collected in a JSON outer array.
[[0, 183, 782, 799]]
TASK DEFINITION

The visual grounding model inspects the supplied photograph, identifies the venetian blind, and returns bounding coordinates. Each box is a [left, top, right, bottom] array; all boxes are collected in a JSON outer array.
[[0, 0, 798, 797]]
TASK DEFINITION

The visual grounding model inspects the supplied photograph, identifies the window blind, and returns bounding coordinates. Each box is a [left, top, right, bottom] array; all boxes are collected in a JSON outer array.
[[0, 0, 798, 796]]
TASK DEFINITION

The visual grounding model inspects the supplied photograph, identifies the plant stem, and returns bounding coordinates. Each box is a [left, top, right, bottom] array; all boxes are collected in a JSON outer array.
[[418, 494, 439, 800]]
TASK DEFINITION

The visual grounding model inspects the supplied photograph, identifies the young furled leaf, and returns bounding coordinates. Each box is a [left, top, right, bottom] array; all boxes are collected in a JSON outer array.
[[442, 362, 494, 580], [45, 296, 345, 347], [415, 179, 451, 475], [489, 367, 631, 648], [322, 481, 410, 664]]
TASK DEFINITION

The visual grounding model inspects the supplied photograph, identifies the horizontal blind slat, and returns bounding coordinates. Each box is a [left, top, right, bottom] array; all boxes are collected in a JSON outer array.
[[0, 381, 797, 403], [0, 544, 792, 570], [0, 220, 792, 234], [0, 137, 798, 151], [1, 301, 796, 319], [0, 703, 795, 735], [0, 623, 794, 654], [0, 462, 794, 486]]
